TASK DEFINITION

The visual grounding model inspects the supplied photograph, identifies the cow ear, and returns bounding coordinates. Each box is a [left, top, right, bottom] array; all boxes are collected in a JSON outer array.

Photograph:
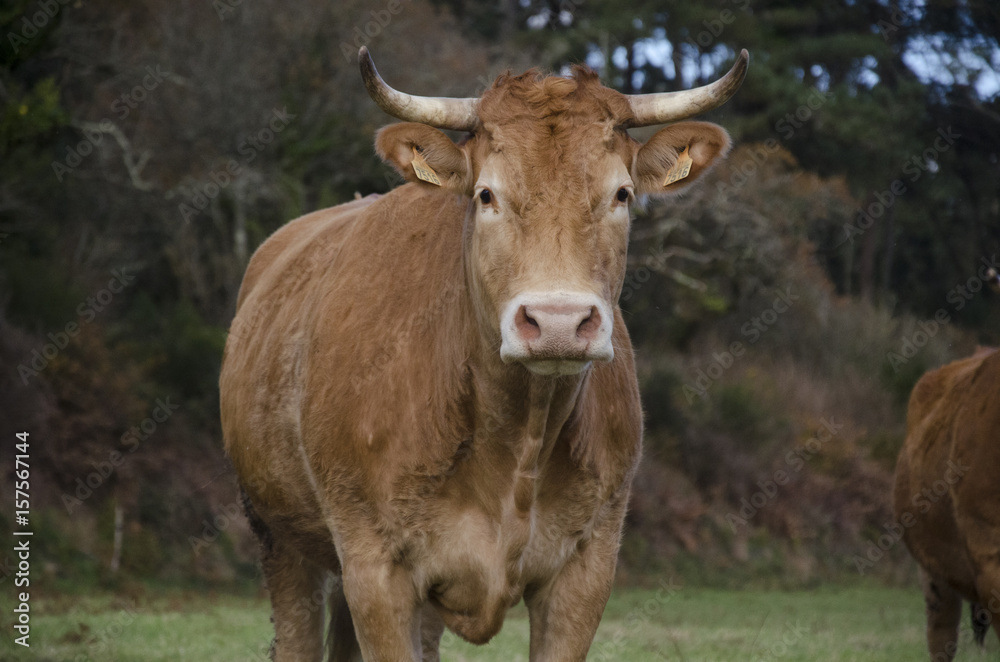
[[375, 123, 470, 192], [632, 121, 731, 196]]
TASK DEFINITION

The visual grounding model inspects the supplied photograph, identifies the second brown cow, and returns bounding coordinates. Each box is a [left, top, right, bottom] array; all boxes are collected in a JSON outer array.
[[895, 339, 1000, 661]]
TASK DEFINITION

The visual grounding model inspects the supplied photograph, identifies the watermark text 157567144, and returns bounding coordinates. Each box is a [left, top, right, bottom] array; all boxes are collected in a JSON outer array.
[[13, 431, 32, 648]]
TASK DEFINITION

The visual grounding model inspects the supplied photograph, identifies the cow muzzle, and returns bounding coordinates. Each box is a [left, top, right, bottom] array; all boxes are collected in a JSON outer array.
[[499, 292, 614, 376]]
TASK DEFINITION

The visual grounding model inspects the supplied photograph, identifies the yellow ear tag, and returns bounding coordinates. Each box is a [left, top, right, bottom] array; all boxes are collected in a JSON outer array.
[[663, 146, 693, 187], [411, 147, 442, 186]]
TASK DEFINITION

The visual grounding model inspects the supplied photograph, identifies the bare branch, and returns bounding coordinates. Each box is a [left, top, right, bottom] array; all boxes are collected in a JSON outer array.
[[73, 120, 154, 191]]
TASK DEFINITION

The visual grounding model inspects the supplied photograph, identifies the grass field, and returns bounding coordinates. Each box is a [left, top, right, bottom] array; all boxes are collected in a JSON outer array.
[[3, 583, 997, 661]]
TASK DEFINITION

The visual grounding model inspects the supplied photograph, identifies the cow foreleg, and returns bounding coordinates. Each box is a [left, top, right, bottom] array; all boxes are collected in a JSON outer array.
[[954, 487, 1000, 647], [341, 559, 421, 662], [524, 497, 626, 662], [971, 553, 1000, 646], [920, 569, 962, 662]]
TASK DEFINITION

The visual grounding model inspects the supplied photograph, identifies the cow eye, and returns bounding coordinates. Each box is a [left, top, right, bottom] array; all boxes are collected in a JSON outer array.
[[479, 188, 492, 205], [616, 187, 630, 203]]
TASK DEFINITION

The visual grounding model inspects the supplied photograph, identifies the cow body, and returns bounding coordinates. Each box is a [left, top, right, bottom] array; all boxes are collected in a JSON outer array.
[[222, 187, 641, 653], [221, 48, 746, 661], [894, 347, 1000, 660]]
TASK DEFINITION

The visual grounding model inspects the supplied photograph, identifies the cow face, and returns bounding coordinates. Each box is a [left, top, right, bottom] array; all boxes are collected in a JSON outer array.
[[371, 54, 740, 376]]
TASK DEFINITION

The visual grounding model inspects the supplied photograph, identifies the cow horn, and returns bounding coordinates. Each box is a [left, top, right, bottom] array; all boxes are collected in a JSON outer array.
[[359, 47, 479, 132], [626, 49, 749, 127]]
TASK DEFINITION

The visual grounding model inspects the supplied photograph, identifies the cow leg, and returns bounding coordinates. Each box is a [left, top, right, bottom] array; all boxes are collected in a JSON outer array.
[[261, 539, 328, 661], [970, 602, 990, 647], [327, 577, 362, 662], [419, 602, 446, 662], [920, 569, 962, 662], [954, 488, 1000, 645], [971, 556, 1000, 645], [525, 497, 626, 662], [242, 491, 327, 661], [341, 560, 421, 661]]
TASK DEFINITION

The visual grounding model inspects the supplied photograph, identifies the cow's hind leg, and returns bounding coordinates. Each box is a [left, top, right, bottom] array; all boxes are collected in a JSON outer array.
[[971, 602, 989, 647], [243, 491, 326, 662], [419, 603, 446, 662], [920, 569, 962, 661], [327, 577, 362, 662]]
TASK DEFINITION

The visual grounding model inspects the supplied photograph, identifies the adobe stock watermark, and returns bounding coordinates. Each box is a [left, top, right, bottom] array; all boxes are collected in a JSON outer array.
[[189, 473, 274, 556], [109, 66, 169, 121], [65, 602, 139, 662], [51, 66, 168, 182], [6, 0, 72, 54], [620, 244, 699, 303], [747, 620, 808, 662], [875, 6, 909, 41], [683, 0, 751, 50], [591, 577, 680, 662], [886, 255, 999, 373], [60, 396, 180, 514], [841, 126, 961, 244], [715, 87, 831, 196], [178, 107, 296, 222], [683, 285, 799, 402], [339, 0, 404, 62], [189, 498, 242, 554], [17, 268, 136, 384], [853, 458, 969, 575], [726, 417, 843, 531], [225, 233, 343, 346], [213, 0, 245, 21], [244, 578, 336, 662]]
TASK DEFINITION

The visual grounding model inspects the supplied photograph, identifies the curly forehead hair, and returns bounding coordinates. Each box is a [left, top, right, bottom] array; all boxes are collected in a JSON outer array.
[[476, 66, 636, 130]]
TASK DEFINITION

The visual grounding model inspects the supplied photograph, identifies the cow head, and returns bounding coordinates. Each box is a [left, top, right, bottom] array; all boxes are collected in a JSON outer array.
[[365, 47, 746, 376]]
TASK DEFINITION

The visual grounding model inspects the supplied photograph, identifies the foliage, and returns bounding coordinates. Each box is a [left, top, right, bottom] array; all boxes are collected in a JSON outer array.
[[0, 0, 997, 590]]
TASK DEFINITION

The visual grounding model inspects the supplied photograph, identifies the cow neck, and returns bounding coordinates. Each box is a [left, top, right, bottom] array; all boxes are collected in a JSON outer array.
[[515, 374, 585, 497], [468, 337, 589, 485], [517, 377, 557, 483]]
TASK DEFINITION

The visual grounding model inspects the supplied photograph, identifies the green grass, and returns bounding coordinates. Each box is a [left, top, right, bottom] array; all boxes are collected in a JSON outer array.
[[2, 584, 997, 661]]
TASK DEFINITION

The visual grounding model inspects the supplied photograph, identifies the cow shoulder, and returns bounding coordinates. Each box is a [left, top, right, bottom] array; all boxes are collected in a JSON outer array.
[[904, 351, 988, 446], [300, 185, 474, 488], [236, 195, 379, 310]]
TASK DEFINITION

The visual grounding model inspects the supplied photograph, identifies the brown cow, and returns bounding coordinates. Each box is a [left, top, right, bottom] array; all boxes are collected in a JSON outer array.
[[894, 317, 1000, 659], [220, 47, 748, 661]]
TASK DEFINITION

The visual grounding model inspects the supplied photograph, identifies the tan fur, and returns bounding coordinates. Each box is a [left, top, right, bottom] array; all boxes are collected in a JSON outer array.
[[894, 348, 1000, 661], [221, 65, 732, 661]]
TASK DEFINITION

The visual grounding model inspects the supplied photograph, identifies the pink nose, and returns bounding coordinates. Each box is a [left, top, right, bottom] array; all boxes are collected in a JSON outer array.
[[514, 302, 602, 358]]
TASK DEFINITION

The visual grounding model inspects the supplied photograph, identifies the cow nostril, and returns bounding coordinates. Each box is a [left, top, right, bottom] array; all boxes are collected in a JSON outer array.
[[515, 305, 541, 341], [576, 307, 601, 341]]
